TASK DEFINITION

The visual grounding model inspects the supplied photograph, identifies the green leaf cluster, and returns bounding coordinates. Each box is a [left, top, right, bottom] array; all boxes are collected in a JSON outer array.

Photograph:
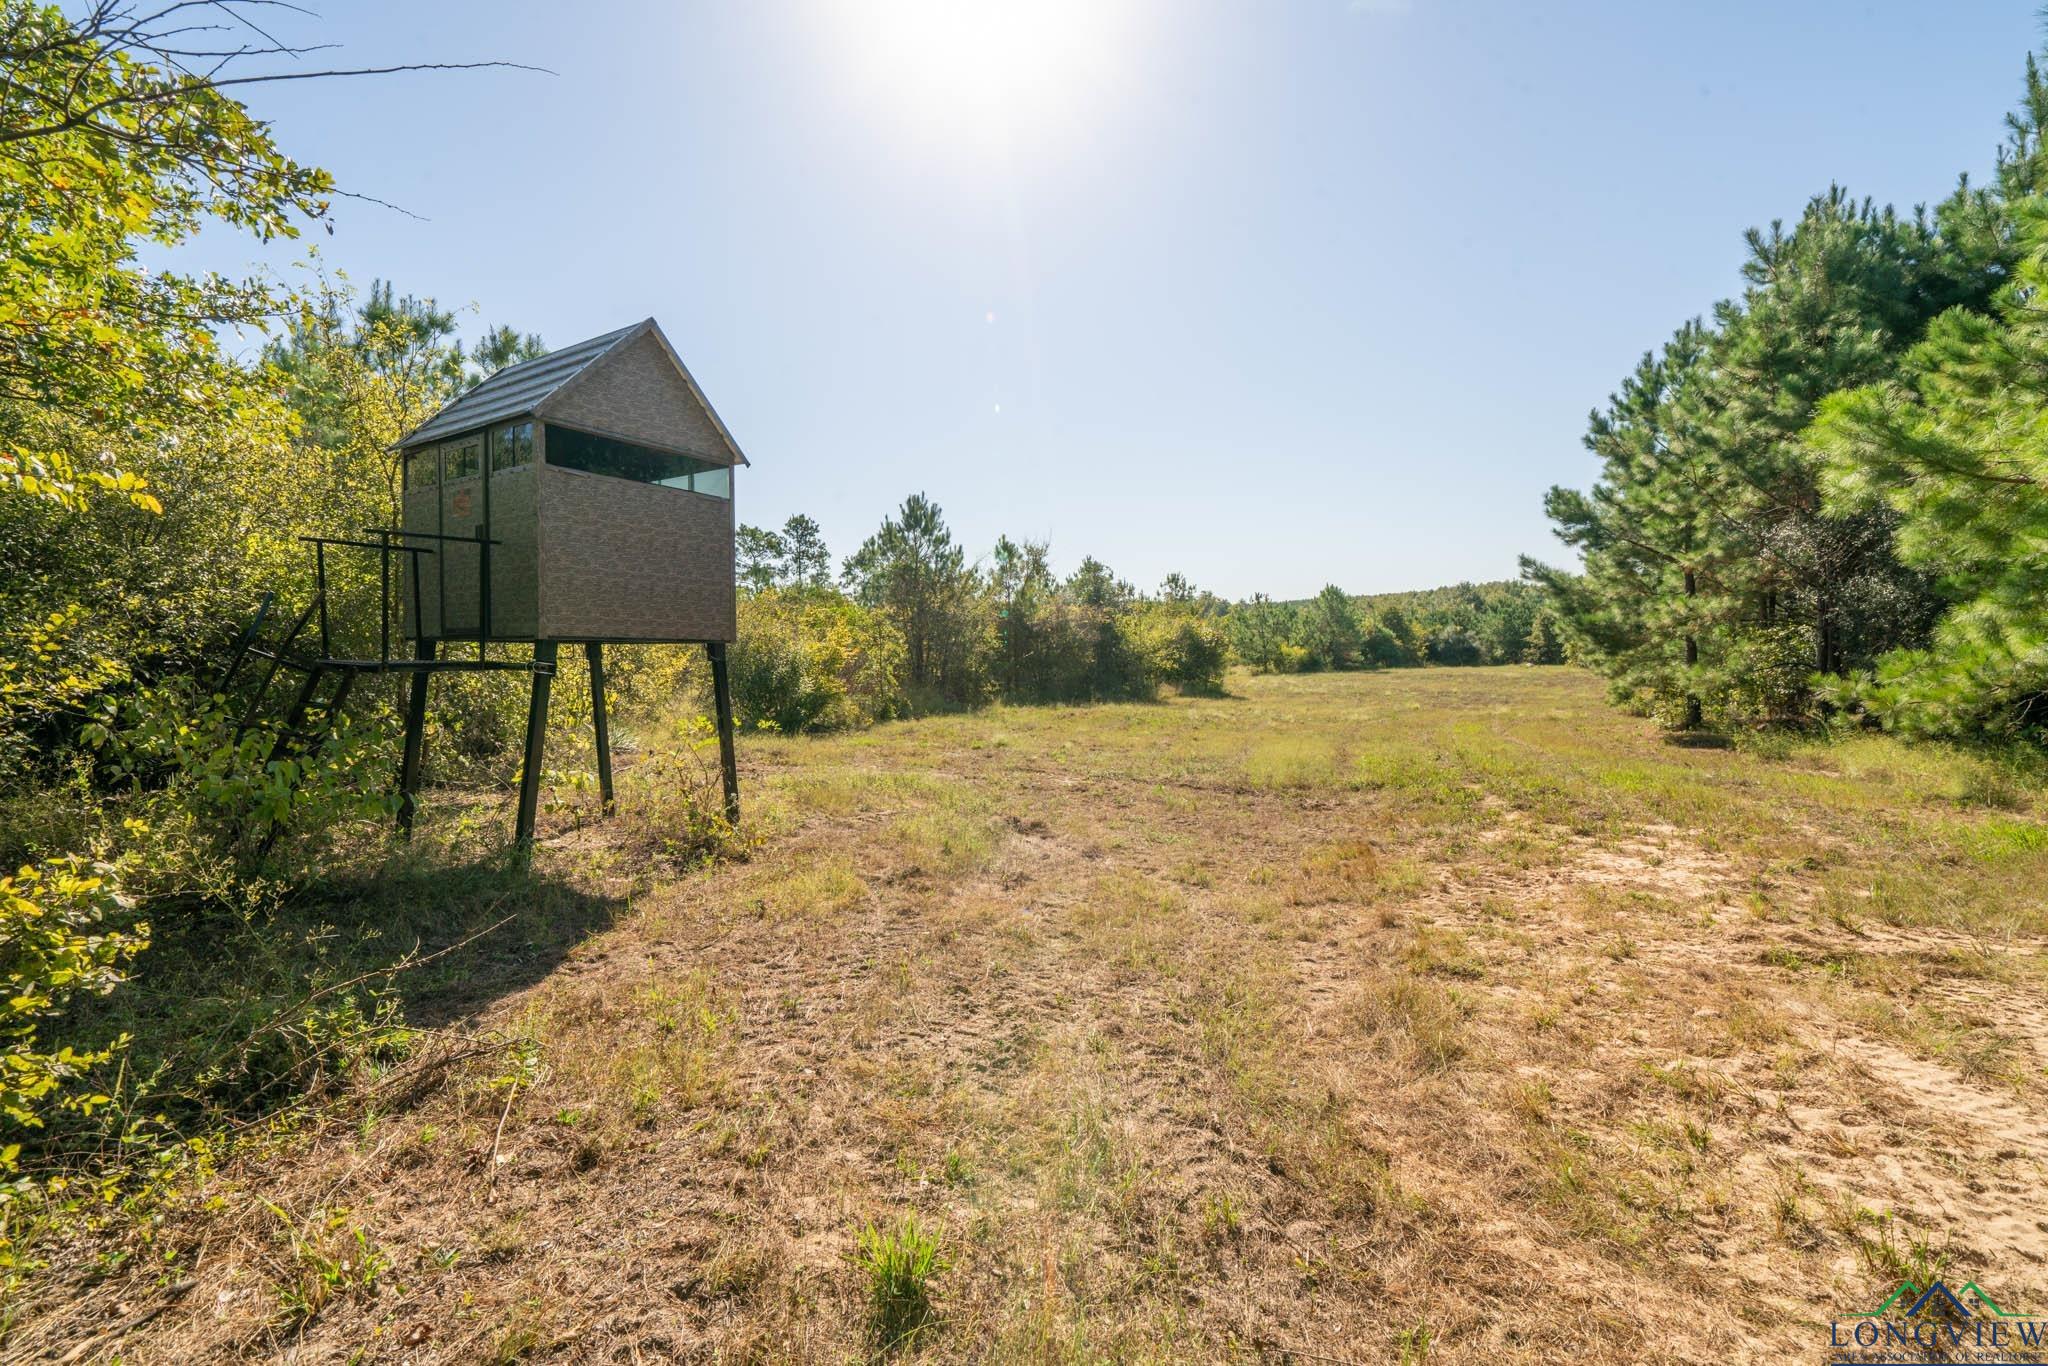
[[0, 858, 146, 1161]]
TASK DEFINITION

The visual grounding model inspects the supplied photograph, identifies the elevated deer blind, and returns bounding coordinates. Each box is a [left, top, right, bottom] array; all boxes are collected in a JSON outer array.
[[383, 318, 745, 841]]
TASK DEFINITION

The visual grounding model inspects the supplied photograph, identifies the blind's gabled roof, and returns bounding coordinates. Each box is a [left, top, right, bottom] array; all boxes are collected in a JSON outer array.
[[395, 318, 750, 466]]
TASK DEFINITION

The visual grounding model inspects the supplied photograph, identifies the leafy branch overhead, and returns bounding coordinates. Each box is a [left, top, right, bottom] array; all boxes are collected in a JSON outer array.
[[0, 1, 531, 504]]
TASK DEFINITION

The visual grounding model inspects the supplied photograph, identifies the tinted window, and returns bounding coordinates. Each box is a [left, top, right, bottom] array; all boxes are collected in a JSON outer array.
[[492, 421, 534, 472], [543, 424, 731, 498], [446, 436, 483, 480], [405, 447, 439, 490]]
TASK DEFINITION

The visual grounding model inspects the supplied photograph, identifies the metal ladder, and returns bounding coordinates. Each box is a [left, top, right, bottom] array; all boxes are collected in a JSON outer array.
[[215, 591, 369, 851]]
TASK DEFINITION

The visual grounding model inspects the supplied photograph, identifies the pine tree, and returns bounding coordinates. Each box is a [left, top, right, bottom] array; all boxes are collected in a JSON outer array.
[[737, 524, 785, 592], [1526, 323, 1716, 725], [1523, 609, 1564, 665], [1808, 198, 2048, 737], [1227, 595, 1294, 672], [1533, 184, 2005, 726], [779, 515, 832, 589], [843, 494, 980, 697], [1296, 585, 1361, 671], [1066, 557, 1134, 610], [470, 324, 547, 378], [989, 535, 1057, 696], [1682, 191, 1981, 691]]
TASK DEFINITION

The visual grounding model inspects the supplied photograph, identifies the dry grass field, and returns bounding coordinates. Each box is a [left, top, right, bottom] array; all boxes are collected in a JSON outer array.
[[16, 666, 2048, 1363]]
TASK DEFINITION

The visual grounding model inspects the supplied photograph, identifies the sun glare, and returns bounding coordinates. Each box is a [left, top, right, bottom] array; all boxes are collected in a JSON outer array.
[[822, 0, 1142, 153]]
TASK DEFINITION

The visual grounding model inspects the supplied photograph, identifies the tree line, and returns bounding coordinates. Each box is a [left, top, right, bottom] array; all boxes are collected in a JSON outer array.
[[1528, 50, 2048, 742], [1225, 581, 1562, 674], [726, 499, 1231, 733], [728, 512, 1564, 733]]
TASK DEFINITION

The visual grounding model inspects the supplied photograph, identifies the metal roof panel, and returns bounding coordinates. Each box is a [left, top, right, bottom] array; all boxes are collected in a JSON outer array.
[[396, 323, 640, 448]]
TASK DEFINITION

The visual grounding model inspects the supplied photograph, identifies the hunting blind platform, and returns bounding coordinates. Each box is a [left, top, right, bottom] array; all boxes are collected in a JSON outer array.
[[226, 319, 745, 846]]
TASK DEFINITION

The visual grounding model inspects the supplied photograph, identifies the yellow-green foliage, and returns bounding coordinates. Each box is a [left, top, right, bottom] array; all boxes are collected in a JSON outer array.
[[0, 858, 147, 1164], [730, 588, 906, 732], [1123, 605, 1228, 695], [0, 1, 330, 523]]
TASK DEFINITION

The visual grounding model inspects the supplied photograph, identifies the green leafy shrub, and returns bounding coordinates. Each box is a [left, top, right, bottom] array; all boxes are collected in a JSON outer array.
[[1426, 628, 1483, 667], [86, 683, 396, 853], [728, 628, 818, 733], [1130, 607, 1229, 695], [0, 858, 147, 1169], [1715, 624, 1816, 727], [611, 718, 756, 866], [731, 589, 904, 733]]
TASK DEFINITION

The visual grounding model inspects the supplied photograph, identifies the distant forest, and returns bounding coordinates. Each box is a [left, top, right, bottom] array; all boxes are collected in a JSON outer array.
[[1221, 581, 1560, 674], [735, 505, 1561, 732]]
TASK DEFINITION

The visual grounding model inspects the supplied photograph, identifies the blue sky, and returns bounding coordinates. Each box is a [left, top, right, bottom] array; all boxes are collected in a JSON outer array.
[[192, 1, 2040, 599]]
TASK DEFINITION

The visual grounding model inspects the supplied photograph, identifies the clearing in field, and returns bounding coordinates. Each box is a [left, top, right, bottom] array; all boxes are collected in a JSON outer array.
[[21, 667, 2048, 1363]]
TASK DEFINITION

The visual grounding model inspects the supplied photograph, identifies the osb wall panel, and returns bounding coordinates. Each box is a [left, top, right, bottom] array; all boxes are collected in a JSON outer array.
[[483, 467, 539, 639], [401, 487, 440, 639], [400, 469, 540, 642], [437, 473, 484, 636], [536, 464, 735, 642], [544, 331, 733, 464]]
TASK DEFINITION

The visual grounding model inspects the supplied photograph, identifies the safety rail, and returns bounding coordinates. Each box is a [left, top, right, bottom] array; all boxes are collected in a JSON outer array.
[[296, 526, 521, 671]]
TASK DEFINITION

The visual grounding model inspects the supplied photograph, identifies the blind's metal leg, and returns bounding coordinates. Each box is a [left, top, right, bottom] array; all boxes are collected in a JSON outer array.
[[708, 640, 739, 824], [587, 642, 615, 810], [515, 640, 559, 847], [397, 637, 435, 838]]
